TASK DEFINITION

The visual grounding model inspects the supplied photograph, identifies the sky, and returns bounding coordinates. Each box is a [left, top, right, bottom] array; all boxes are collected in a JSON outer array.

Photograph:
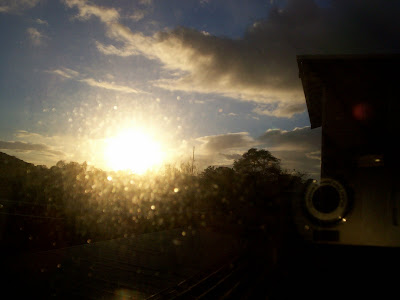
[[1, 0, 399, 178]]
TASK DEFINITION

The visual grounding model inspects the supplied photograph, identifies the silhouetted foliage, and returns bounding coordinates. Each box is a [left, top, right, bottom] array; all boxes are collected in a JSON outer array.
[[233, 148, 281, 177], [196, 148, 308, 232], [0, 149, 308, 254]]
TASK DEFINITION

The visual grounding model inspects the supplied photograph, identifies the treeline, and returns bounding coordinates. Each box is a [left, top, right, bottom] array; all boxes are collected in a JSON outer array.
[[0, 148, 308, 253]]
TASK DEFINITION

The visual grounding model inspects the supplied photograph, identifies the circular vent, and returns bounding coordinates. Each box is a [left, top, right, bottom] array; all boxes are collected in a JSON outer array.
[[305, 178, 349, 224]]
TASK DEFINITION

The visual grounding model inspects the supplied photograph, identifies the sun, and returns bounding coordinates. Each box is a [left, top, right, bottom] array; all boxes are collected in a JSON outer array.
[[104, 128, 164, 174]]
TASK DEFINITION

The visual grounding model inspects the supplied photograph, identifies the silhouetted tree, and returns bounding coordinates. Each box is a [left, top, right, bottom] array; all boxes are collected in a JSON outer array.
[[200, 166, 237, 211], [233, 148, 281, 177], [201, 166, 235, 183]]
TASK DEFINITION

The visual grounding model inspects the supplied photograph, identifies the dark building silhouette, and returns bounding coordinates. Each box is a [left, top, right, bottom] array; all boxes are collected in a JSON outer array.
[[294, 54, 400, 247]]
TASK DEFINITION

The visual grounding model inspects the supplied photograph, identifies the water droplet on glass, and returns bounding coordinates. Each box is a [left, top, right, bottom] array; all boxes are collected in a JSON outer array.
[[173, 239, 182, 245]]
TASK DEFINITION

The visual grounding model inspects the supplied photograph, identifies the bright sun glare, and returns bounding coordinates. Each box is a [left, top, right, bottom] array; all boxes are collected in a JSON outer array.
[[104, 129, 164, 174]]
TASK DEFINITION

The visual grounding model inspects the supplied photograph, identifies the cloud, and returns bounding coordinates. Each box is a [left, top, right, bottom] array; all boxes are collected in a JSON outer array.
[[199, 0, 210, 6], [47, 67, 142, 94], [306, 150, 321, 161], [196, 132, 255, 153], [172, 132, 255, 170], [47, 67, 80, 79], [95, 25, 305, 116], [253, 102, 306, 118], [129, 10, 146, 22], [0, 140, 65, 156], [0, 0, 40, 14], [257, 126, 321, 176], [192, 126, 321, 177], [195, 126, 320, 156], [27, 27, 46, 46], [64, 1, 304, 117], [9, 131, 67, 157], [128, 0, 154, 22], [80, 78, 142, 94], [257, 126, 321, 152], [35, 18, 48, 26], [139, 0, 153, 5], [64, 0, 119, 23], [220, 153, 242, 161], [5, 130, 103, 167], [15, 130, 46, 139], [69, 0, 400, 118]]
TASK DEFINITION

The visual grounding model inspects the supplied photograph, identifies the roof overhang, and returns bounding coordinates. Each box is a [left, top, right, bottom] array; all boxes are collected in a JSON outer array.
[[297, 54, 400, 129]]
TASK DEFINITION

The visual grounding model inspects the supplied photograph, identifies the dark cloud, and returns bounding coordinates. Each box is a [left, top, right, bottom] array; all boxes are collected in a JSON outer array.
[[257, 126, 321, 177], [0, 141, 65, 156], [253, 102, 306, 118], [193, 126, 321, 176], [257, 126, 321, 151], [95, 0, 400, 117], [255, 0, 400, 54], [220, 153, 242, 161], [196, 132, 254, 153]]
